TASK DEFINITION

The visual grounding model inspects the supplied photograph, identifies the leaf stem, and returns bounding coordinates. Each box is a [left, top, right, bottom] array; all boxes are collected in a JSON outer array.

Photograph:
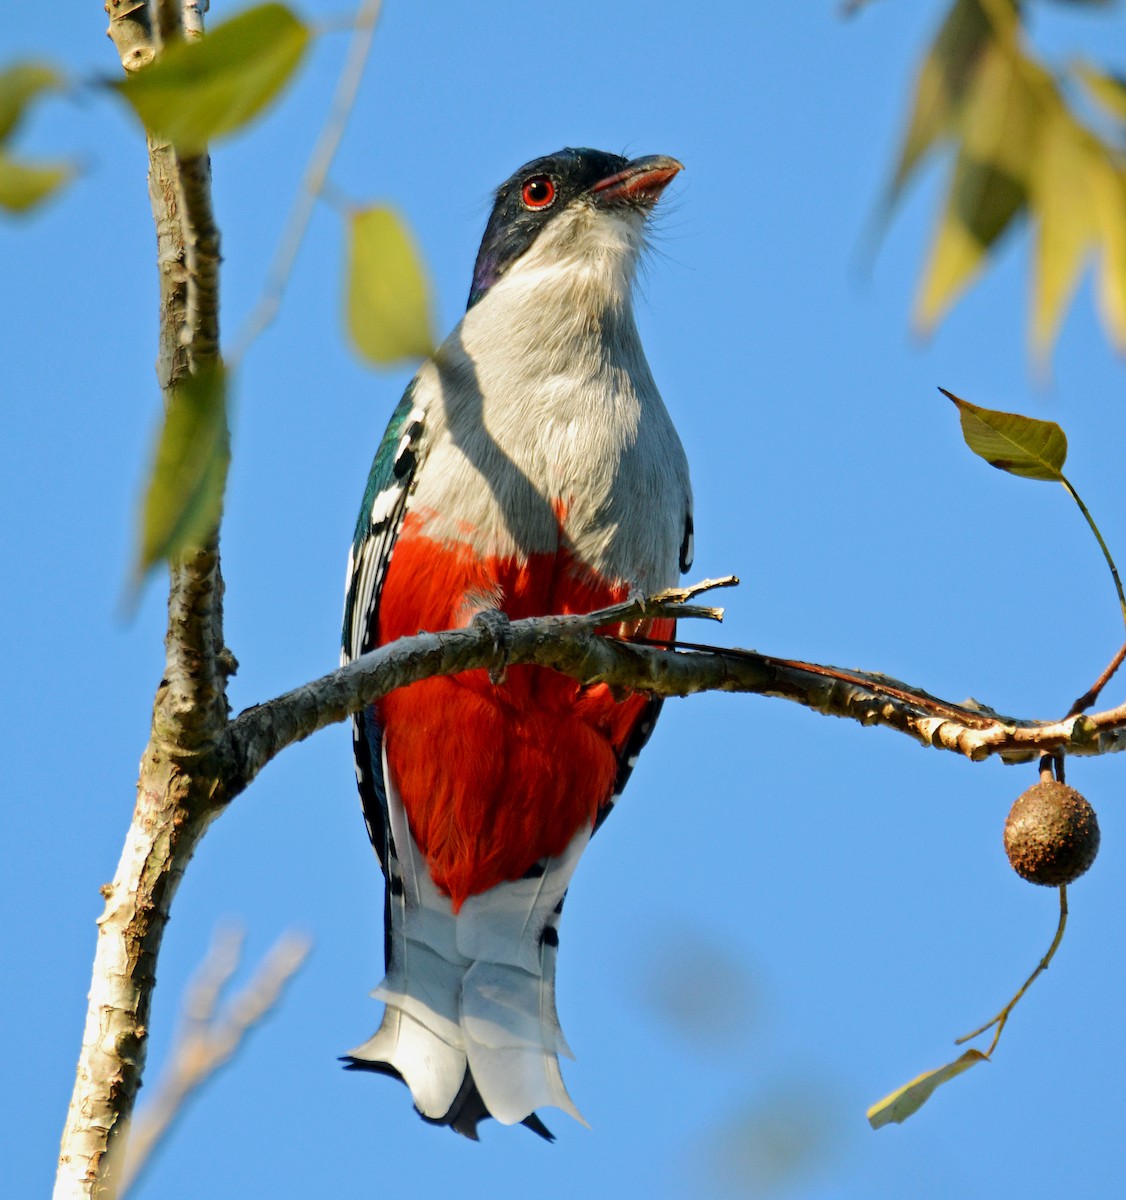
[[955, 885, 1069, 1057], [1060, 473, 1126, 634]]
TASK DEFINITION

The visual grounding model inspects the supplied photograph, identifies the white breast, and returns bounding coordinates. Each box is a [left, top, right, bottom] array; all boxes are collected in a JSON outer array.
[[405, 206, 691, 594]]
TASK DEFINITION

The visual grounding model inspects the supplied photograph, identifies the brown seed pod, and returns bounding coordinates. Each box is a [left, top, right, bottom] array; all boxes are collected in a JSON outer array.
[[1004, 780, 1100, 887]]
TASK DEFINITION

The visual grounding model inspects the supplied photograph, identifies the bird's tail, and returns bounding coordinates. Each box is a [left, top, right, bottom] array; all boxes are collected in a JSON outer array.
[[343, 751, 589, 1139]]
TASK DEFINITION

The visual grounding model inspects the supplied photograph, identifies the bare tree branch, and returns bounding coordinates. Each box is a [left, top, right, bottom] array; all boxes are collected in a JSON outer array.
[[54, 5, 230, 1196], [220, 576, 1126, 808], [229, 0, 384, 366], [114, 927, 311, 1198], [1069, 639, 1126, 717]]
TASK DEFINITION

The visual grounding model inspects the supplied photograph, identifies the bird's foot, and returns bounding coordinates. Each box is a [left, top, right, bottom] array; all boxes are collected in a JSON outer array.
[[472, 608, 513, 685]]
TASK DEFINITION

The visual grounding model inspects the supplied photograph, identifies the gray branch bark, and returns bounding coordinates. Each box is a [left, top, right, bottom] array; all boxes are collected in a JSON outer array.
[[54, 6, 229, 1197], [219, 581, 1126, 812]]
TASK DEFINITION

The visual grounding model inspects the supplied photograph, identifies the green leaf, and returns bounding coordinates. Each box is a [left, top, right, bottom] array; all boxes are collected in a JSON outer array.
[[879, 0, 1126, 362], [0, 61, 63, 143], [889, 0, 995, 197], [346, 205, 436, 367], [915, 39, 1038, 329], [941, 388, 1068, 480], [1029, 109, 1097, 360], [0, 151, 71, 212], [114, 4, 310, 154], [1088, 157, 1126, 352], [868, 1049, 988, 1129], [137, 363, 230, 580], [1076, 62, 1126, 124]]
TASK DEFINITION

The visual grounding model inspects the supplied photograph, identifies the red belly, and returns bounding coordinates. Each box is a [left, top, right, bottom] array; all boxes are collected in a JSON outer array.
[[377, 511, 670, 908]]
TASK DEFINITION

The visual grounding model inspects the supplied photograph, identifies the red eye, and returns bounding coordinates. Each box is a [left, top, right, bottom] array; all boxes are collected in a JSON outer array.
[[521, 176, 556, 210]]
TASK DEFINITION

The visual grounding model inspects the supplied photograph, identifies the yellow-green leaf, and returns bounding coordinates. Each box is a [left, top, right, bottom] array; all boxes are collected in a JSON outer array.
[[915, 157, 1024, 328], [889, 0, 998, 198], [1088, 157, 1126, 352], [868, 1049, 988, 1129], [114, 4, 309, 155], [1076, 61, 1126, 125], [0, 61, 63, 143], [137, 363, 230, 580], [346, 205, 436, 367], [880, 0, 1126, 361], [942, 388, 1068, 480], [0, 151, 71, 212], [1030, 110, 1098, 360], [915, 40, 1037, 330]]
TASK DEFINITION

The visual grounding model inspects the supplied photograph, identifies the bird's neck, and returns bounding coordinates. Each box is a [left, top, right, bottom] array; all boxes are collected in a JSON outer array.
[[453, 255, 642, 378]]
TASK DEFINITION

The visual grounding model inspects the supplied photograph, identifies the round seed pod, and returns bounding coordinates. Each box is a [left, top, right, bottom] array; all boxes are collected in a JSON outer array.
[[1004, 780, 1100, 887]]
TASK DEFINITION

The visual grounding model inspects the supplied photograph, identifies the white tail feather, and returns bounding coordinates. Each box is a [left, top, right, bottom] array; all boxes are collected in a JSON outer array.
[[457, 826, 588, 972], [347, 1008, 466, 1120], [346, 746, 590, 1128], [461, 960, 572, 1056], [465, 1039, 588, 1128]]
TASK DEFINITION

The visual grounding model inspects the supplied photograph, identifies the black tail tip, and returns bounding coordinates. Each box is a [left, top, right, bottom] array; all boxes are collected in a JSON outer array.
[[520, 1111, 556, 1142], [339, 1054, 403, 1081], [341, 1056, 554, 1142]]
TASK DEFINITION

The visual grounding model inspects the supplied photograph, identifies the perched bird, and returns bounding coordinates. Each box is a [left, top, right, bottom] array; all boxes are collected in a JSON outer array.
[[341, 147, 693, 1139]]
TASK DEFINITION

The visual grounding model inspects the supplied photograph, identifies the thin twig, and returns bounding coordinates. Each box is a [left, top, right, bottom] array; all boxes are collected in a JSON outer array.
[[151, 0, 183, 47], [183, 0, 208, 38], [583, 574, 737, 626], [228, 0, 384, 366], [117, 928, 311, 1197], [955, 886, 1069, 1057], [631, 635, 1005, 730], [1068, 639, 1126, 717]]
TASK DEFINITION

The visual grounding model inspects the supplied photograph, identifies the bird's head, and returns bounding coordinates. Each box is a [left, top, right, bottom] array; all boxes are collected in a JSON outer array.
[[467, 148, 683, 310]]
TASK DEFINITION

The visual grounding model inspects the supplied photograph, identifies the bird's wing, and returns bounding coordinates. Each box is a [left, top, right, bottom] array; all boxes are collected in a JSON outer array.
[[342, 378, 427, 878], [679, 505, 694, 574], [594, 501, 693, 833], [594, 695, 663, 834]]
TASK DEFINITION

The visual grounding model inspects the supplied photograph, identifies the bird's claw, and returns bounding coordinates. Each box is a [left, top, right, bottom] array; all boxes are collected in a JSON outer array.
[[472, 609, 514, 685]]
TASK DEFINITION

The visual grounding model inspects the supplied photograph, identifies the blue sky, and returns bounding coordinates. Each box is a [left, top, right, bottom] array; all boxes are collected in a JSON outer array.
[[4, 2, 1126, 1197]]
